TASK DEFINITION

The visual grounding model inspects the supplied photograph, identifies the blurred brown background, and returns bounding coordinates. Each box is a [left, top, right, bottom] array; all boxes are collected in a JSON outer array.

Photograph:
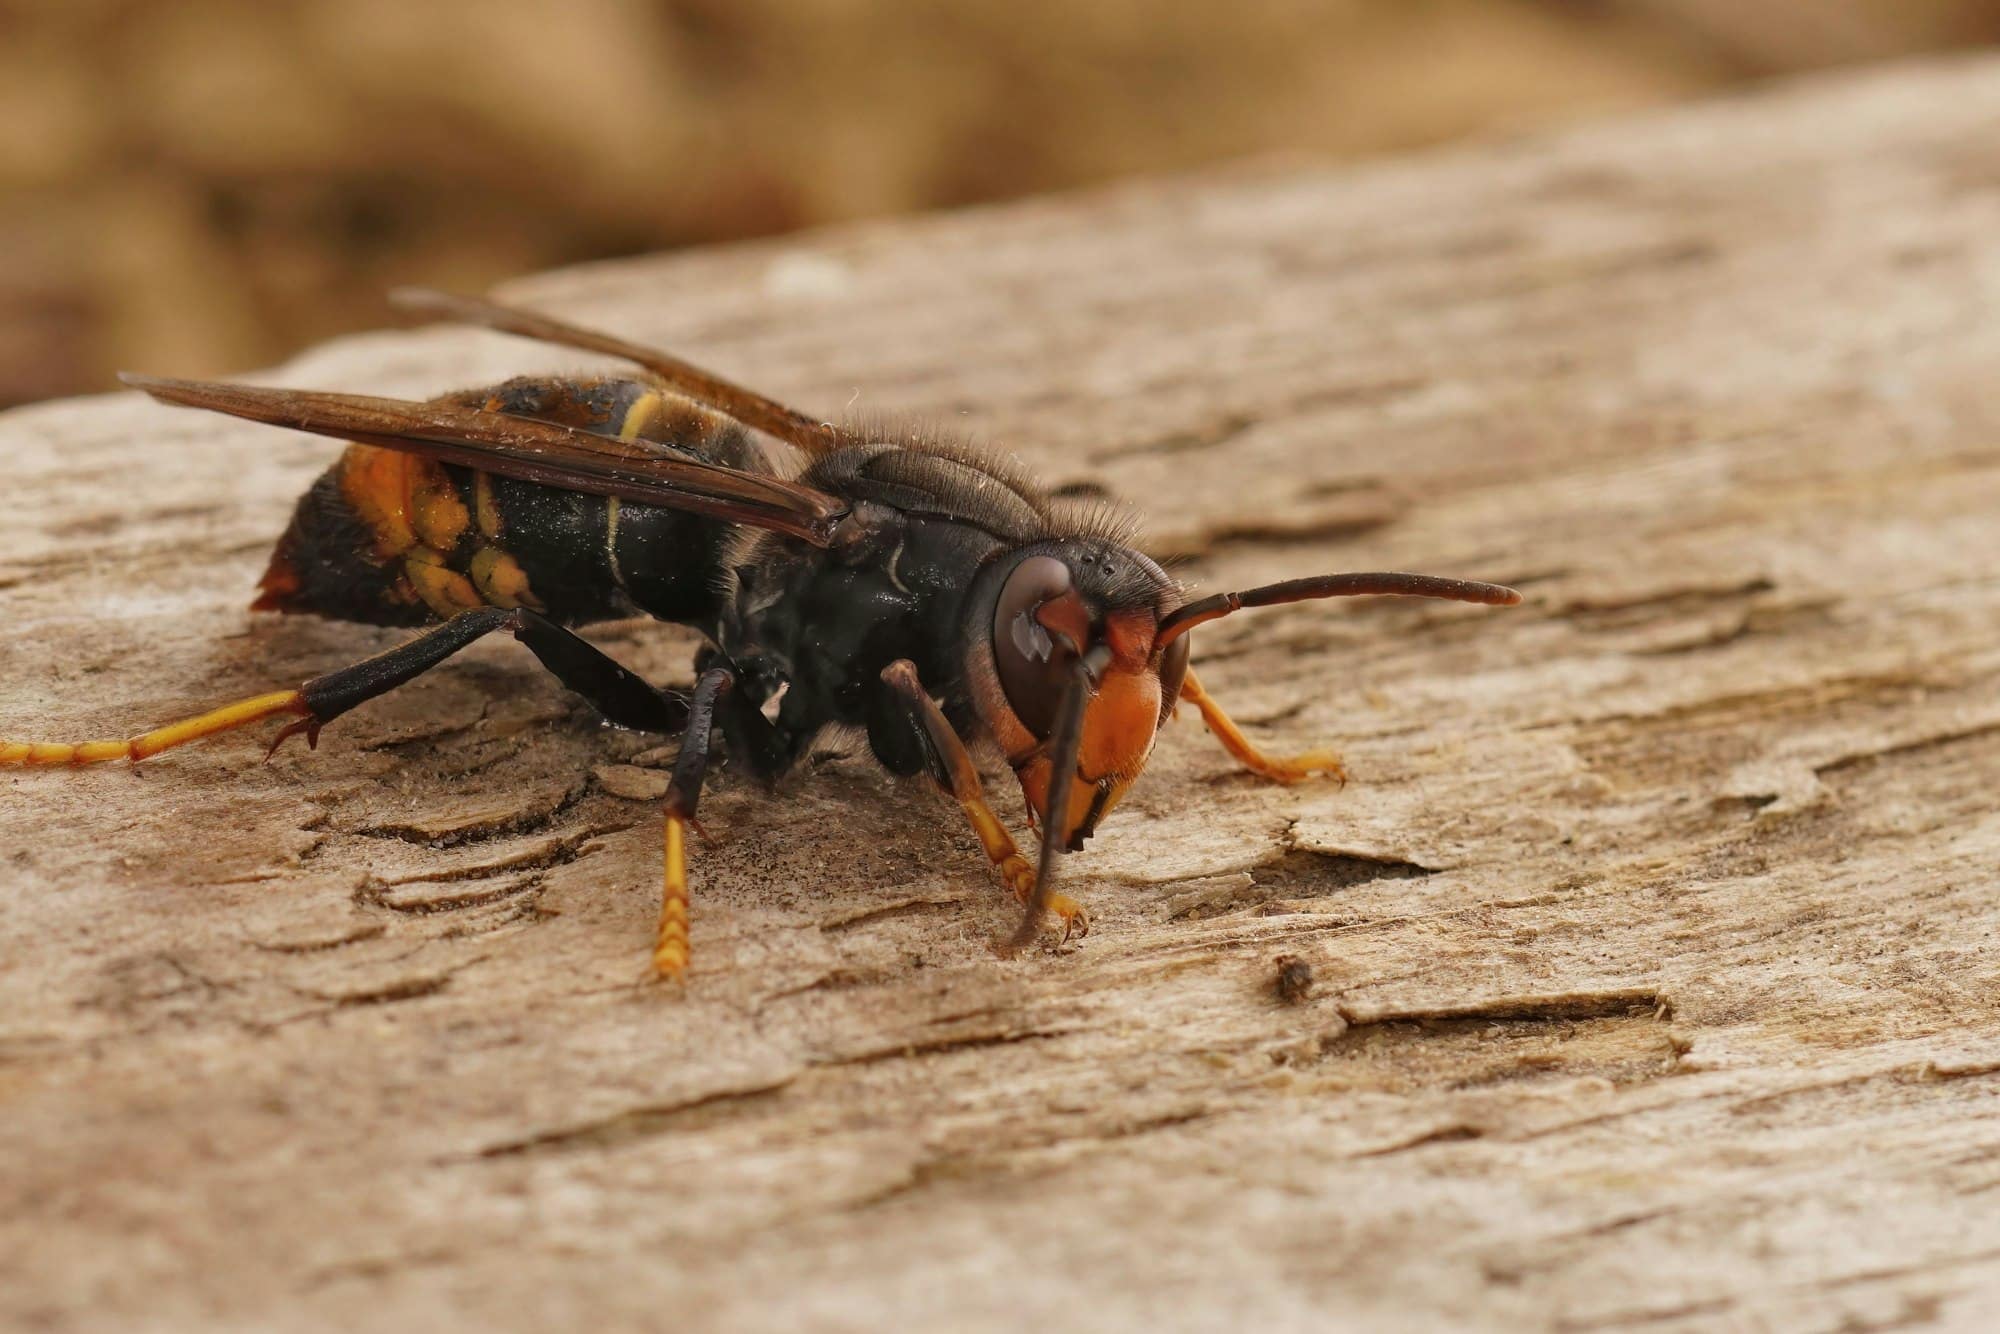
[[2, 0, 1997, 407]]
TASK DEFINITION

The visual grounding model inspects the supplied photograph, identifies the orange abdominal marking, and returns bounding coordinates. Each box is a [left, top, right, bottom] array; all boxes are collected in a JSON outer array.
[[338, 444, 420, 558], [469, 547, 544, 611], [404, 547, 484, 618], [337, 444, 539, 618], [409, 458, 471, 551]]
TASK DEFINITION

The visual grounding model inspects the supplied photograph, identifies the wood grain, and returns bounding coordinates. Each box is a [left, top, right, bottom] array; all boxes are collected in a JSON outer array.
[[6, 56, 2000, 1332]]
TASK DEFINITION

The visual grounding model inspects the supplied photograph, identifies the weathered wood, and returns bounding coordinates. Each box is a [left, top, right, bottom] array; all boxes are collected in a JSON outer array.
[[7, 57, 2000, 1332]]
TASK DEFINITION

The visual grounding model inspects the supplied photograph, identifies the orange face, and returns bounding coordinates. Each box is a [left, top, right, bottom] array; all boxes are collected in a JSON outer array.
[[1012, 650, 1163, 848], [979, 551, 1182, 851]]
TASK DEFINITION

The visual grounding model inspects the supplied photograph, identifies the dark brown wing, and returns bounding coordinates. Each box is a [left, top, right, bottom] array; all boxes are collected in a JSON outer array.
[[389, 288, 850, 457], [121, 374, 849, 547]]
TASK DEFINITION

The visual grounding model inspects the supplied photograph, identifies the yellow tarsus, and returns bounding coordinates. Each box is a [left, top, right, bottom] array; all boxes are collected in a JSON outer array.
[[0, 690, 309, 766], [997, 851, 1089, 944], [654, 815, 691, 980], [1178, 668, 1347, 786], [947, 751, 1089, 939], [880, 660, 1093, 945]]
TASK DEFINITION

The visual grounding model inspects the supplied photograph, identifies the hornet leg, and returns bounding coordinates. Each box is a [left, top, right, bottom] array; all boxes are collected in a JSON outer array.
[[654, 665, 732, 981], [1177, 666, 1347, 786], [0, 607, 685, 766], [879, 660, 1089, 944], [693, 647, 812, 784]]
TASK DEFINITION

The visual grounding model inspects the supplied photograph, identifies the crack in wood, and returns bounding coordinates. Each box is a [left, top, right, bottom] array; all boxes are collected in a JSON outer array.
[[1814, 717, 2000, 777], [1353, 1123, 1487, 1157], [473, 1077, 800, 1160], [1262, 845, 1439, 890], [311, 970, 458, 1009], [1338, 987, 1668, 1027], [249, 923, 387, 955], [348, 779, 588, 847], [819, 891, 970, 932], [826, 1026, 1072, 1068], [1553, 576, 1776, 622], [357, 872, 548, 917], [372, 822, 628, 887]]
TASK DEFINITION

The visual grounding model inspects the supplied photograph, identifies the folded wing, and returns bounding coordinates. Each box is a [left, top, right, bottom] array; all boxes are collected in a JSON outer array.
[[389, 288, 851, 458], [122, 374, 849, 548]]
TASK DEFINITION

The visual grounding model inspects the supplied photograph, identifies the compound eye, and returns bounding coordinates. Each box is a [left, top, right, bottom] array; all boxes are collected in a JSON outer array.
[[992, 555, 1078, 738], [1156, 630, 1192, 720]]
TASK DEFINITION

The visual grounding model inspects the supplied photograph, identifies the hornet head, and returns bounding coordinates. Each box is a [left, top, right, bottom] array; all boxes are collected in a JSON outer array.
[[963, 537, 1521, 950], [964, 539, 1191, 853]]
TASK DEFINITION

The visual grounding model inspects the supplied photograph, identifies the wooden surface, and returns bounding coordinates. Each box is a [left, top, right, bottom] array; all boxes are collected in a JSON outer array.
[[6, 57, 2000, 1333]]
